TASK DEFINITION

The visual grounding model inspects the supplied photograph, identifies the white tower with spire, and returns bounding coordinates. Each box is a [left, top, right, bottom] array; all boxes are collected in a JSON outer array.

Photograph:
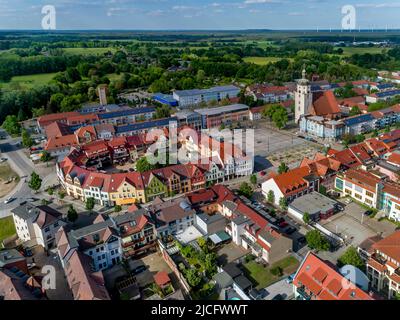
[[295, 67, 312, 124]]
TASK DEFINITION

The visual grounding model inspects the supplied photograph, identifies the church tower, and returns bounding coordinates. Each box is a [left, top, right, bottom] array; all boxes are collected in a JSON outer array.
[[295, 68, 312, 123]]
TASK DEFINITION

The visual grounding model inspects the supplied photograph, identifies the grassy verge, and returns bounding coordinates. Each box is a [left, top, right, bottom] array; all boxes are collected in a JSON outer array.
[[0, 216, 16, 247], [243, 256, 299, 290]]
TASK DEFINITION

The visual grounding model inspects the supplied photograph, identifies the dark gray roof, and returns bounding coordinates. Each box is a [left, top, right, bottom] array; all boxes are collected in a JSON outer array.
[[234, 275, 253, 292], [232, 214, 249, 226], [196, 213, 226, 225], [213, 271, 233, 289], [222, 263, 242, 279]]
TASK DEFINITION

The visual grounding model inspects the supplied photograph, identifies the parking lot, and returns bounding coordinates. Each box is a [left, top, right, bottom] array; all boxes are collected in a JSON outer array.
[[321, 202, 397, 247]]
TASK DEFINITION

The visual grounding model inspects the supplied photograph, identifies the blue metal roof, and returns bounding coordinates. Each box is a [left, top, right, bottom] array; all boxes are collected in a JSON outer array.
[[98, 107, 156, 120], [343, 114, 374, 126], [116, 117, 177, 134], [174, 85, 239, 97], [376, 83, 394, 90], [375, 90, 400, 98], [153, 93, 178, 106]]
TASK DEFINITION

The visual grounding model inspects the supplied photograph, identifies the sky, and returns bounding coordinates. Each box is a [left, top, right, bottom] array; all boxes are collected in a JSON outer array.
[[1, 0, 400, 30]]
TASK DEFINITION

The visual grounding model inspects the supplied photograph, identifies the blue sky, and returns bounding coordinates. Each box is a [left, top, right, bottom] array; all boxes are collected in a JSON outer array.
[[1, 0, 400, 30]]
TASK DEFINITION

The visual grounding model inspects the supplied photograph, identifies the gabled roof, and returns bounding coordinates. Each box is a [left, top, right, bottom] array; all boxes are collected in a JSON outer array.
[[312, 91, 341, 117], [293, 252, 373, 300]]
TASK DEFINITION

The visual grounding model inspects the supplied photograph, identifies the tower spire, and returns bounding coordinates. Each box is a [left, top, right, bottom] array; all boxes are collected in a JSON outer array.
[[302, 65, 306, 79]]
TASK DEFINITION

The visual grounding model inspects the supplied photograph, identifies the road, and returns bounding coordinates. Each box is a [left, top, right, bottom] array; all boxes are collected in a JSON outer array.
[[0, 130, 56, 218]]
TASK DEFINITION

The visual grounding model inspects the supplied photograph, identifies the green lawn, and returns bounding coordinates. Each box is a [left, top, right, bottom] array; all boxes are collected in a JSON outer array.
[[243, 56, 292, 65], [0, 216, 16, 246], [63, 47, 116, 55], [0, 73, 57, 91], [243, 256, 299, 290], [338, 46, 385, 57]]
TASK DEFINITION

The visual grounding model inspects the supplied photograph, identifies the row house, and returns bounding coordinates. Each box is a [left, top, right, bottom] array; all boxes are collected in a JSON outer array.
[[56, 214, 122, 272], [148, 197, 196, 238], [222, 198, 292, 264], [12, 204, 67, 250], [114, 210, 157, 258], [365, 231, 400, 299]]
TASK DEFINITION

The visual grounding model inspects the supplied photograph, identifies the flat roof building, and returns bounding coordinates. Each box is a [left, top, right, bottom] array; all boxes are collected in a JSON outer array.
[[288, 191, 337, 221]]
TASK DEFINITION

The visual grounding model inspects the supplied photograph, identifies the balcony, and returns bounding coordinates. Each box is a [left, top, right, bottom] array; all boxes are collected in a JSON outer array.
[[371, 253, 387, 266], [296, 286, 312, 300]]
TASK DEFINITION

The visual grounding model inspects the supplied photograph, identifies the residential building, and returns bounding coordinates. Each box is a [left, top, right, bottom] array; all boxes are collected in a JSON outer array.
[[0, 269, 43, 300], [365, 231, 400, 299], [0, 249, 28, 273], [153, 93, 178, 107], [56, 214, 122, 272], [293, 251, 374, 300], [114, 210, 157, 258], [366, 89, 400, 103], [12, 204, 66, 249], [148, 197, 196, 237]]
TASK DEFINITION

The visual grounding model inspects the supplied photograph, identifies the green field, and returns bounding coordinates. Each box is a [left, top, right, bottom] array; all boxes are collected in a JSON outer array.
[[0, 73, 57, 90], [339, 46, 386, 56], [0, 216, 16, 247], [243, 56, 292, 65], [63, 47, 116, 55]]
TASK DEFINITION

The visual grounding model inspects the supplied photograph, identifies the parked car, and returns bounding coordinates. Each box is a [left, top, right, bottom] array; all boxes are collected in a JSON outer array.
[[260, 171, 266, 176], [4, 197, 15, 204], [279, 221, 289, 228], [285, 227, 297, 235], [132, 265, 147, 275], [286, 273, 296, 284], [272, 294, 284, 300], [364, 210, 374, 216], [27, 263, 37, 270], [297, 236, 306, 244]]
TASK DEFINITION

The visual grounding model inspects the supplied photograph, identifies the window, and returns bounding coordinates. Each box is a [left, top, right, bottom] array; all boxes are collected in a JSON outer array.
[[354, 193, 362, 200], [365, 191, 374, 198], [345, 189, 352, 195]]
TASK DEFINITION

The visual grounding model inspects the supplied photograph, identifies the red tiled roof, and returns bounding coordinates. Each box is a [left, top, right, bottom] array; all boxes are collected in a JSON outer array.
[[293, 252, 373, 300], [372, 231, 400, 264], [312, 91, 341, 117], [154, 271, 171, 287]]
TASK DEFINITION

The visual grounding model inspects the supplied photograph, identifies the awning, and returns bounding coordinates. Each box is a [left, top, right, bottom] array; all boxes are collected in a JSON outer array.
[[209, 231, 231, 245]]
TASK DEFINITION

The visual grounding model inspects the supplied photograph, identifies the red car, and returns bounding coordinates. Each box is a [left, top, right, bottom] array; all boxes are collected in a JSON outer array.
[[279, 221, 289, 228], [260, 171, 266, 176]]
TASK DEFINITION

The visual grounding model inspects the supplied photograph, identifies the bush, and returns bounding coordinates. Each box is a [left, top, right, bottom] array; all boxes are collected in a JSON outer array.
[[245, 254, 256, 263], [270, 266, 283, 276]]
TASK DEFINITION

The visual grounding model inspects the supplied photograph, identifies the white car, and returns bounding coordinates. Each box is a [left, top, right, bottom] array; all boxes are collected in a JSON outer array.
[[4, 197, 15, 204]]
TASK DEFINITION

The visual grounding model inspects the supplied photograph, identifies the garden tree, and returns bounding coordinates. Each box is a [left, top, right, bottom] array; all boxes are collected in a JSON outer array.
[[278, 162, 289, 174], [2, 115, 21, 135], [267, 190, 275, 204], [239, 182, 253, 199], [305, 230, 330, 251], [197, 237, 209, 253], [279, 197, 288, 210], [60, 95, 82, 112], [153, 105, 170, 119], [250, 174, 257, 185], [114, 205, 122, 213], [272, 106, 288, 129], [303, 212, 311, 225], [21, 128, 34, 148], [49, 93, 65, 113], [203, 253, 218, 277], [135, 156, 157, 173], [219, 123, 225, 131], [67, 205, 78, 223], [28, 171, 42, 192], [337, 246, 364, 269], [185, 269, 202, 288], [355, 134, 366, 143], [40, 150, 51, 163], [349, 106, 361, 116], [32, 107, 46, 118], [86, 197, 95, 211], [17, 108, 28, 122]]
